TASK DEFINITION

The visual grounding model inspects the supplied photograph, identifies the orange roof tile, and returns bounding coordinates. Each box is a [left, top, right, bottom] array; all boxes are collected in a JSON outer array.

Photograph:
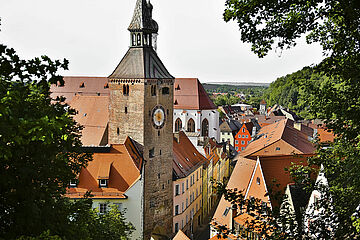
[[173, 131, 208, 179], [212, 156, 256, 227], [240, 119, 315, 158], [173, 230, 191, 240], [174, 78, 216, 110], [66, 137, 142, 199], [50, 76, 109, 103], [69, 95, 109, 146]]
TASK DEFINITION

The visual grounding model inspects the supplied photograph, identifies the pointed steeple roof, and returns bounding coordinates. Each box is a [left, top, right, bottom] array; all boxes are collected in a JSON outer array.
[[128, 0, 158, 33]]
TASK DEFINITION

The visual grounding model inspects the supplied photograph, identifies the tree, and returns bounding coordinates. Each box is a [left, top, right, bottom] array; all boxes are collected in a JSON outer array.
[[0, 43, 134, 239], [223, 0, 360, 238]]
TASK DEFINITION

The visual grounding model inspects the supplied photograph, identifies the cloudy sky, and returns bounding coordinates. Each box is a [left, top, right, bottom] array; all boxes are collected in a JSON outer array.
[[0, 0, 324, 83]]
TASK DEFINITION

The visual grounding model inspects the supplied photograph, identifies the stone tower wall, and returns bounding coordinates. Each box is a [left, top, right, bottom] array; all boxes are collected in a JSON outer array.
[[142, 79, 174, 240]]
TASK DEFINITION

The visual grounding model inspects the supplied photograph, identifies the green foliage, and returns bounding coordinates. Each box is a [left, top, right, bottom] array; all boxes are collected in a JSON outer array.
[[224, 0, 360, 238], [0, 43, 133, 239], [213, 94, 240, 106]]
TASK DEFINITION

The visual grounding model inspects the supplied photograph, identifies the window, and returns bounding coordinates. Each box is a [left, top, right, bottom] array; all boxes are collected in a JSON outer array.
[[132, 33, 136, 46], [235, 147, 238, 150], [162, 87, 170, 95], [187, 118, 195, 132], [174, 222, 179, 232], [256, 177, 261, 185], [244, 135, 248, 138], [182, 202, 184, 212], [123, 84, 129, 96], [223, 207, 230, 216], [175, 118, 182, 132], [151, 85, 156, 96], [69, 179, 77, 187], [186, 215, 188, 224], [242, 128, 246, 133], [276, 147, 281, 151], [227, 132, 230, 135], [235, 140, 239, 144], [222, 138, 225, 142], [99, 203, 107, 214], [175, 205, 179, 215], [241, 147, 245, 151], [186, 179, 189, 189], [149, 148, 155, 158], [241, 141, 245, 145], [182, 183, 185, 193], [242, 135, 245, 138], [117, 127, 120, 135], [196, 172, 199, 181], [201, 118, 209, 137], [99, 179, 108, 188], [186, 198, 188, 207], [125, 107, 128, 114], [175, 185, 180, 196], [137, 33, 141, 46]]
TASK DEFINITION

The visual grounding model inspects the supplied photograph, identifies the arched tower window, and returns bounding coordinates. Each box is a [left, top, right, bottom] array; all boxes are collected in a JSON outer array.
[[132, 33, 136, 46], [175, 118, 182, 132], [162, 87, 170, 95], [201, 118, 209, 137], [187, 119, 195, 132], [137, 33, 141, 46], [123, 84, 129, 96], [151, 85, 157, 96]]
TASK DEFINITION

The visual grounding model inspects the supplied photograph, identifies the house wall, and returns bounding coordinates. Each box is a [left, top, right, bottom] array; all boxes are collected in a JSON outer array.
[[234, 126, 252, 152], [220, 131, 234, 145], [91, 179, 143, 240], [245, 162, 269, 204], [173, 167, 203, 236], [174, 109, 220, 142]]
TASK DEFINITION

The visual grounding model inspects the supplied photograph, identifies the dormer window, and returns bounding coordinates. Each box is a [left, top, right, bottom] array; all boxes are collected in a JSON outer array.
[[69, 179, 77, 188], [99, 179, 108, 188], [79, 82, 85, 88], [132, 33, 136, 46]]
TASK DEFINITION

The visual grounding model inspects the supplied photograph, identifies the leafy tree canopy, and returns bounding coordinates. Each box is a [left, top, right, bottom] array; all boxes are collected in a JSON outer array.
[[0, 42, 133, 239], [223, 0, 360, 238]]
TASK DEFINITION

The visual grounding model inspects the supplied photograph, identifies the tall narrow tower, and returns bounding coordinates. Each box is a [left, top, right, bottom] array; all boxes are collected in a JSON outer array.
[[108, 0, 174, 239]]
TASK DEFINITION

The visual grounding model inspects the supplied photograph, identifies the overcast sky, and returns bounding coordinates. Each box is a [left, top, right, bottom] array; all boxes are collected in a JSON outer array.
[[0, 0, 324, 83]]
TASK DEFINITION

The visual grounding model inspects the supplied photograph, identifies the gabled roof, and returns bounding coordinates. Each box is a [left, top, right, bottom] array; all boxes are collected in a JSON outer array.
[[174, 78, 216, 110], [70, 96, 109, 146], [173, 230, 190, 240], [212, 156, 256, 227], [50, 76, 109, 103], [220, 120, 242, 133], [240, 119, 315, 157], [109, 47, 173, 79], [173, 131, 208, 179], [66, 137, 143, 199]]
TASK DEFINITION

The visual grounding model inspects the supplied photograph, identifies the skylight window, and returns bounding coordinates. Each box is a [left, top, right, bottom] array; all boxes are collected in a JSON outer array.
[[185, 157, 190, 161], [178, 163, 183, 169], [223, 207, 230, 216]]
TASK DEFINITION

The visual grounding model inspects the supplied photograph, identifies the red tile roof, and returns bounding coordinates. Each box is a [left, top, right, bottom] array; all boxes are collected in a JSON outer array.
[[50, 76, 109, 103], [173, 230, 191, 240], [212, 156, 256, 227], [66, 137, 142, 199], [173, 131, 208, 179], [240, 119, 315, 158], [174, 78, 216, 110], [70, 96, 109, 146]]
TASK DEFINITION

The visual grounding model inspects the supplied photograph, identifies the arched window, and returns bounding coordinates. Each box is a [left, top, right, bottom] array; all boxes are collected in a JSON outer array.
[[187, 119, 195, 132], [201, 118, 209, 137], [137, 33, 141, 46], [132, 34, 136, 46], [123, 84, 129, 96], [175, 118, 182, 132], [151, 85, 156, 96]]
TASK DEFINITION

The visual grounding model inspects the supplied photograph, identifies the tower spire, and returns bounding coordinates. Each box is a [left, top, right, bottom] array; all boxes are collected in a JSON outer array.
[[128, 0, 158, 49]]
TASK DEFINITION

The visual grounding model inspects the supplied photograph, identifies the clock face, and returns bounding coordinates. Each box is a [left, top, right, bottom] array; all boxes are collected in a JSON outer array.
[[151, 105, 166, 129]]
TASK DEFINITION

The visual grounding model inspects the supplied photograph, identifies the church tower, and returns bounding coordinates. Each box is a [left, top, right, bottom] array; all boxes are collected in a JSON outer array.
[[108, 0, 174, 239]]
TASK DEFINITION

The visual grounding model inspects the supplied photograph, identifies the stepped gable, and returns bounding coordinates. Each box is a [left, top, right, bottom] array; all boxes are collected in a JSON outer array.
[[173, 131, 208, 179], [66, 137, 142, 199], [109, 47, 173, 79], [50, 76, 109, 103], [174, 78, 216, 110], [70, 95, 109, 146]]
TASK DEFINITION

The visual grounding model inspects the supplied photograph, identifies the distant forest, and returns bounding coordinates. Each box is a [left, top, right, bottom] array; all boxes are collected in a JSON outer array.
[[205, 67, 327, 119]]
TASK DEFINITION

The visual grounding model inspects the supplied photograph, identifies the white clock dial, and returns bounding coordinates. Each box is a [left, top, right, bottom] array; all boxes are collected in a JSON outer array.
[[151, 105, 166, 129]]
